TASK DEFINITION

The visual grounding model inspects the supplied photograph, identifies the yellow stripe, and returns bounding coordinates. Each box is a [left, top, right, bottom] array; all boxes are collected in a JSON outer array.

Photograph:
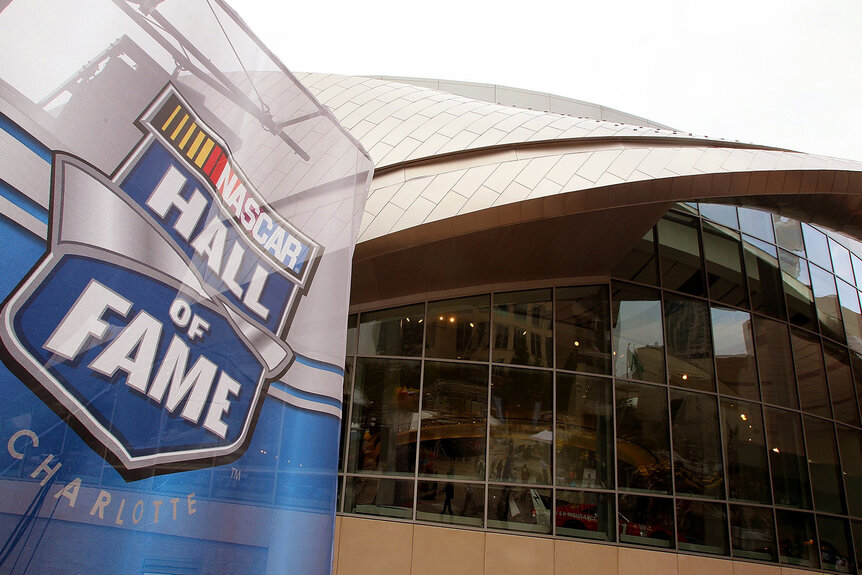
[[161, 105, 181, 132], [195, 139, 215, 167], [178, 122, 197, 149], [186, 132, 206, 159], [170, 114, 189, 140]]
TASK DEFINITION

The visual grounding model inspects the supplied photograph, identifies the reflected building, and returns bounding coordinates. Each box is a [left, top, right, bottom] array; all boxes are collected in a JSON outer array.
[[319, 74, 862, 574]]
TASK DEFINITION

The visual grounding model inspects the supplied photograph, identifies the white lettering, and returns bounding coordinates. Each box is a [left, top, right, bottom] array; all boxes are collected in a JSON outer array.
[[147, 336, 218, 424], [203, 372, 241, 439], [146, 165, 207, 240], [7, 429, 37, 459], [89, 310, 162, 393]]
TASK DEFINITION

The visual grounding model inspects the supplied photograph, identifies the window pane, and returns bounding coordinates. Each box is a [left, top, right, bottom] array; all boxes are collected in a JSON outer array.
[[700, 203, 739, 229], [853, 352, 862, 427], [805, 416, 846, 515], [345, 476, 414, 519], [776, 509, 820, 568], [792, 329, 832, 418], [612, 282, 665, 384], [838, 281, 862, 355], [854, 255, 862, 289], [664, 294, 715, 391], [838, 426, 862, 517], [555, 490, 615, 542], [781, 250, 818, 331], [340, 358, 354, 472], [358, 304, 424, 356], [730, 504, 777, 561], [613, 227, 658, 285], [426, 295, 490, 361], [712, 307, 759, 400], [618, 494, 674, 548], [676, 499, 729, 555], [743, 236, 786, 320], [703, 222, 748, 307], [419, 362, 488, 480], [753, 316, 798, 409], [811, 263, 847, 344], [774, 214, 806, 257], [739, 207, 775, 243], [489, 366, 552, 485], [346, 313, 357, 355], [417, 481, 484, 527], [853, 520, 862, 575], [658, 212, 706, 297], [487, 486, 552, 534], [556, 374, 613, 489], [616, 381, 672, 494], [348, 358, 420, 475], [825, 342, 860, 427], [803, 223, 833, 271], [671, 390, 724, 499], [555, 285, 611, 375], [831, 239, 855, 285], [721, 399, 771, 503], [765, 407, 812, 509], [818, 515, 855, 573], [493, 289, 552, 367]]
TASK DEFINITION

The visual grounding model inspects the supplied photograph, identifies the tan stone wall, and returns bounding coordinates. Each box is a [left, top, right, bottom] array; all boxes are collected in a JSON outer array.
[[333, 516, 813, 575]]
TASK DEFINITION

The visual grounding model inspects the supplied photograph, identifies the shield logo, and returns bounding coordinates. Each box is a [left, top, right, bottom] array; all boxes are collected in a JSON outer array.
[[0, 85, 320, 479]]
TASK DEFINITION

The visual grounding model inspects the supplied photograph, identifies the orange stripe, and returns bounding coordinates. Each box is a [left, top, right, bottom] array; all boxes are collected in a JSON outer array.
[[161, 105, 181, 132], [195, 139, 216, 167], [178, 122, 197, 149], [187, 131, 206, 159], [170, 114, 189, 140]]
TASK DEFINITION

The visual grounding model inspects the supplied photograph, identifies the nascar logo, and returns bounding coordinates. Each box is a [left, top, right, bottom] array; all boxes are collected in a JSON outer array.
[[0, 85, 319, 479]]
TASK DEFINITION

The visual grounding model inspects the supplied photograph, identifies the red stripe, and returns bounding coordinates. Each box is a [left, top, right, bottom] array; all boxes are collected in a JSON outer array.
[[203, 146, 222, 176], [209, 152, 229, 186]]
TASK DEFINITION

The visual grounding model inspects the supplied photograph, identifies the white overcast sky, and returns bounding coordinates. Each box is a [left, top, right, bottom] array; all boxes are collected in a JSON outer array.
[[229, 0, 862, 162]]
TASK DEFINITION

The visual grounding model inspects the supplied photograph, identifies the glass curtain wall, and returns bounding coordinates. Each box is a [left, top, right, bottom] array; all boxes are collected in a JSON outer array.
[[334, 205, 862, 573]]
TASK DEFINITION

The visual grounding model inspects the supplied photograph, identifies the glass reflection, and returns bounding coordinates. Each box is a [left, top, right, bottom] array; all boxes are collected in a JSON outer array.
[[492, 289, 552, 368], [556, 374, 613, 489], [417, 481, 484, 527], [345, 476, 414, 519], [781, 250, 818, 331], [612, 282, 665, 384], [753, 316, 798, 409], [818, 516, 855, 573], [837, 427, 862, 517], [676, 499, 729, 555], [837, 280, 862, 355], [765, 407, 812, 509], [426, 296, 490, 360], [811, 264, 846, 344], [824, 342, 860, 427], [616, 381, 671, 494], [487, 485, 552, 533], [712, 307, 758, 400], [703, 222, 748, 307], [721, 399, 771, 504], [730, 504, 777, 561], [792, 329, 832, 418], [805, 416, 846, 515], [803, 223, 833, 272], [419, 362, 488, 480], [618, 494, 674, 548], [670, 390, 724, 499], [738, 207, 775, 243], [348, 358, 420, 475], [743, 235, 786, 320], [700, 203, 739, 230], [555, 285, 611, 375], [657, 211, 706, 297], [358, 304, 424, 356], [777, 509, 820, 568], [555, 490, 615, 541], [489, 366, 552, 485], [340, 358, 353, 472], [664, 295, 715, 391], [774, 214, 806, 257], [346, 313, 357, 354], [831, 239, 855, 285], [612, 228, 658, 285]]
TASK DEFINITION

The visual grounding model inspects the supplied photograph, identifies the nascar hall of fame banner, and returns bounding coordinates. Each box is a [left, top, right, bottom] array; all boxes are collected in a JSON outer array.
[[0, 2, 371, 574]]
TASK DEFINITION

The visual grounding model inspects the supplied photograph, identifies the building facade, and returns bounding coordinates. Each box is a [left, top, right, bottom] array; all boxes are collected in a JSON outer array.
[[299, 74, 862, 575]]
